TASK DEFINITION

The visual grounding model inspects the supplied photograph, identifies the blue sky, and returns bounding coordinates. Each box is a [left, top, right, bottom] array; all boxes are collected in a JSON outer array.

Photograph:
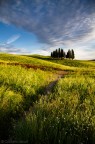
[[0, 0, 95, 59]]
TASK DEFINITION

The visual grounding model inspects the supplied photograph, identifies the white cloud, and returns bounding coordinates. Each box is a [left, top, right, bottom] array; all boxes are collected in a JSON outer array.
[[0, 34, 30, 54], [31, 49, 50, 56], [0, 0, 95, 46], [74, 47, 95, 60], [0, 0, 95, 59], [6, 34, 21, 44]]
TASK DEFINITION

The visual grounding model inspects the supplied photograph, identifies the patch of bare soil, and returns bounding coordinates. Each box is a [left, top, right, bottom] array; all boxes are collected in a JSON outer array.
[[0, 62, 64, 71]]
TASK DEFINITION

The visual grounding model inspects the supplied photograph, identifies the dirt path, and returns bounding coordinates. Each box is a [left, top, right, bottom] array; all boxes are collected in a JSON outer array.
[[0, 62, 64, 71], [24, 71, 68, 116], [44, 71, 68, 95]]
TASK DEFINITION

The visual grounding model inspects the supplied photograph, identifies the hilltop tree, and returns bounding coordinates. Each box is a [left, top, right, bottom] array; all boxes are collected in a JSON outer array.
[[53, 51, 56, 58], [51, 52, 53, 58], [58, 48, 61, 58], [61, 49, 63, 59], [68, 49, 72, 59], [52, 51, 54, 58], [66, 49, 72, 59], [50, 48, 75, 59], [60, 49, 65, 59], [66, 50, 69, 58], [71, 49, 75, 60], [55, 49, 58, 58]]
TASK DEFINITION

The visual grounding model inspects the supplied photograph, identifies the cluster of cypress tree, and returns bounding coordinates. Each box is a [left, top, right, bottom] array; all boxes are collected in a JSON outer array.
[[51, 48, 75, 59]]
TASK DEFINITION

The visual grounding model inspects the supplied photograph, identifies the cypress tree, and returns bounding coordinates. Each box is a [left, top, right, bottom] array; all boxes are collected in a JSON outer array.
[[71, 49, 75, 60], [52, 51, 54, 58], [51, 52, 53, 58], [54, 51, 56, 58], [61, 49, 63, 59], [55, 49, 58, 58], [66, 50, 69, 58], [58, 48, 61, 58], [68, 49, 72, 59], [51, 48, 74, 60]]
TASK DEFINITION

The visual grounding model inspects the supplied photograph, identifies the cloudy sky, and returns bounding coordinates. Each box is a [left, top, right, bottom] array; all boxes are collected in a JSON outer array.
[[0, 0, 95, 59]]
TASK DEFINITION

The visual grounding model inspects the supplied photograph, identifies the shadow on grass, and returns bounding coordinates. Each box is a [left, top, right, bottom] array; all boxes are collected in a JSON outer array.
[[0, 84, 52, 141]]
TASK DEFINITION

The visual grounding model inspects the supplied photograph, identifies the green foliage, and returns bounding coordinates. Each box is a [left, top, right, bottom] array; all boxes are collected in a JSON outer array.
[[51, 49, 75, 59], [71, 49, 75, 59], [66, 49, 75, 59], [51, 48, 66, 59]]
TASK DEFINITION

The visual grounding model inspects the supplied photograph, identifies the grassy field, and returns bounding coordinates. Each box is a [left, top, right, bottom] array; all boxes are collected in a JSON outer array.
[[30, 54, 95, 68], [14, 75, 95, 144], [0, 63, 58, 139], [0, 53, 75, 71], [0, 53, 95, 143]]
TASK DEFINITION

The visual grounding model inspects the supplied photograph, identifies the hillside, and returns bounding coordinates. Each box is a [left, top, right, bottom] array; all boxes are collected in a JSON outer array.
[[27, 54, 95, 68], [0, 53, 76, 71], [0, 53, 95, 143]]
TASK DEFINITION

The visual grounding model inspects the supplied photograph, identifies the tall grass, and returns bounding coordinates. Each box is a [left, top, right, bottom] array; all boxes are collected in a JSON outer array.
[[14, 75, 95, 144], [1, 53, 95, 143], [0, 64, 57, 140], [0, 86, 23, 139]]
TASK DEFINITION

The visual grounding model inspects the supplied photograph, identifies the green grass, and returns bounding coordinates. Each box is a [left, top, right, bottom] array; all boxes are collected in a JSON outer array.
[[0, 53, 75, 71], [0, 85, 23, 139], [0, 64, 58, 109], [29, 54, 95, 68], [0, 64, 58, 139], [14, 74, 95, 144], [1, 53, 95, 143]]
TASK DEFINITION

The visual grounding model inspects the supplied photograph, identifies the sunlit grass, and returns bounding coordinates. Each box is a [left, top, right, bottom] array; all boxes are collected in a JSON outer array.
[[0, 64, 58, 139], [30, 54, 95, 69], [0, 53, 75, 71], [14, 75, 95, 144], [1, 53, 95, 143], [0, 65, 58, 107]]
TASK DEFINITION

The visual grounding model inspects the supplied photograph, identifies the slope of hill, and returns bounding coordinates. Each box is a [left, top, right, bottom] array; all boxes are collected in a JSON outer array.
[[1, 53, 95, 143], [0, 53, 75, 71], [29, 54, 95, 68]]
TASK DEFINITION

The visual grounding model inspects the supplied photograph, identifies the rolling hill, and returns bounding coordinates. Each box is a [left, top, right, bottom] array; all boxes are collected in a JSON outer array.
[[0, 53, 95, 143]]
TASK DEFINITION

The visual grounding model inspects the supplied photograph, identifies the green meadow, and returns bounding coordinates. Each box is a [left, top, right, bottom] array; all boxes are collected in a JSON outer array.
[[0, 53, 95, 143]]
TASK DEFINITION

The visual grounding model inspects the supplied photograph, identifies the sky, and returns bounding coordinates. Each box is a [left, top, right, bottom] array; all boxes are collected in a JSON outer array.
[[0, 0, 95, 59]]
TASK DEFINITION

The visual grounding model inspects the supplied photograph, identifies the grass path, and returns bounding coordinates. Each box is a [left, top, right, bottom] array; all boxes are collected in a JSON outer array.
[[23, 70, 68, 117], [44, 71, 68, 95]]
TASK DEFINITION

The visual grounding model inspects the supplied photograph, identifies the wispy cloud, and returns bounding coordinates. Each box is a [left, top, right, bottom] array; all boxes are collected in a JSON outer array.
[[0, 34, 20, 46], [0, 34, 29, 54], [0, 0, 95, 59], [6, 34, 21, 44]]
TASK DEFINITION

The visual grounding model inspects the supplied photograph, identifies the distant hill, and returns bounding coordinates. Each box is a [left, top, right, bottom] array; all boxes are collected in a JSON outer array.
[[25, 54, 95, 68], [0, 53, 74, 71]]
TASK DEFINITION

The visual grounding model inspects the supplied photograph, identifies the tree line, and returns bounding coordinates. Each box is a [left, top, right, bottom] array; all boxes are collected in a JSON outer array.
[[51, 48, 75, 59]]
